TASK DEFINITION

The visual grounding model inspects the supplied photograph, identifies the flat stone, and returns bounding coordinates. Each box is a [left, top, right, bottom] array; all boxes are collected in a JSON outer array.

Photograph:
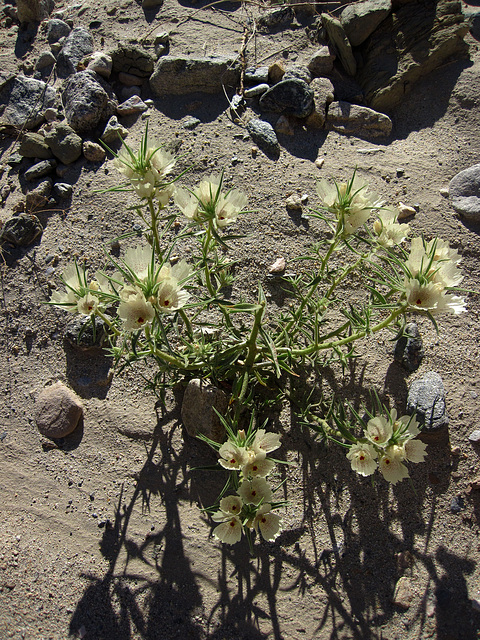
[[307, 46, 336, 77], [82, 141, 106, 162], [322, 13, 357, 76], [0, 76, 57, 129], [244, 84, 270, 98], [1, 213, 43, 245], [46, 18, 71, 44], [259, 78, 314, 118], [116, 95, 149, 116], [62, 71, 118, 134], [326, 101, 392, 137], [44, 122, 83, 164], [118, 71, 144, 87], [25, 159, 57, 181], [35, 381, 83, 439], [18, 132, 52, 159], [150, 55, 240, 96], [181, 379, 228, 442], [449, 163, 480, 221], [394, 322, 424, 372], [57, 27, 94, 78], [406, 371, 449, 433], [245, 66, 269, 85], [36, 50, 56, 71], [101, 116, 128, 144], [340, 0, 392, 47], [86, 52, 113, 79], [111, 44, 155, 78], [246, 119, 280, 159]]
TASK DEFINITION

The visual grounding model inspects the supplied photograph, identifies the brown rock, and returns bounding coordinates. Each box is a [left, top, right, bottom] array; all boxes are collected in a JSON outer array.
[[82, 141, 106, 163], [268, 61, 286, 84], [393, 576, 415, 609], [35, 382, 83, 439], [326, 101, 392, 137], [181, 379, 228, 442]]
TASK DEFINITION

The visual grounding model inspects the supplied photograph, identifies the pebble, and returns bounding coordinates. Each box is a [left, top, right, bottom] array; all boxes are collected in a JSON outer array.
[[246, 118, 280, 158], [275, 115, 295, 136], [285, 194, 303, 210], [450, 495, 465, 513], [82, 141, 106, 163], [117, 95, 149, 116], [468, 430, 480, 443], [244, 66, 269, 85], [259, 78, 314, 118], [393, 576, 415, 609], [53, 183, 73, 199], [394, 322, 424, 372], [25, 159, 57, 181], [406, 371, 449, 433], [449, 163, 480, 220], [101, 116, 128, 144], [439, 187, 449, 197], [315, 156, 325, 169], [35, 381, 83, 439], [398, 201, 417, 219], [181, 379, 228, 442], [244, 83, 270, 98], [268, 257, 286, 273], [181, 115, 201, 130]]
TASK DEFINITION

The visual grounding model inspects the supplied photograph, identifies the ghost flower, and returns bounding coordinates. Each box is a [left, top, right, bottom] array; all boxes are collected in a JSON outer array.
[[346, 442, 378, 477]]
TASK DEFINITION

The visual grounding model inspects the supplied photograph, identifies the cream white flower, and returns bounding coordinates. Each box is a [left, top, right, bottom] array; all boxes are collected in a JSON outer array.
[[77, 293, 99, 315], [405, 279, 466, 315], [238, 478, 273, 505], [346, 442, 378, 476], [373, 208, 410, 247], [378, 446, 409, 484], [50, 263, 90, 312], [252, 429, 282, 458], [242, 457, 275, 478], [403, 438, 427, 463], [405, 237, 463, 288], [214, 495, 244, 518], [156, 278, 190, 312], [118, 288, 155, 331], [365, 415, 393, 447], [212, 516, 243, 544], [218, 442, 247, 470], [123, 245, 155, 282], [50, 287, 79, 311], [253, 504, 282, 541], [396, 413, 421, 437]]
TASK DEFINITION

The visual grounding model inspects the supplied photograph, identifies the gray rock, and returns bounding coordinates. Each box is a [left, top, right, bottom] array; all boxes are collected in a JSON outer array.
[[244, 84, 270, 98], [25, 159, 57, 181], [118, 72, 144, 87], [53, 182, 73, 199], [356, 0, 469, 112], [120, 86, 141, 100], [35, 381, 83, 439], [394, 322, 424, 372], [82, 140, 106, 162], [393, 577, 415, 609], [326, 101, 392, 137], [25, 179, 52, 210], [17, 0, 54, 24], [449, 163, 480, 220], [86, 52, 113, 79], [46, 18, 71, 44], [307, 46, 336, 77], [306, 77, 335, 128], [62, 71, 118, 134], [406, 371, 449, 433], [244, 66, 269, 85], [468, 430, 480, 443], [340, 0, 392, 47], [142, 0, 163, 8], [283, 64, 312, 84], [18, 132, 53, 159], [111, 45, 155, 78], [322, 13, 357, 76], [450, 495, 465, 513], [0, 71, 14, 92], [35, 51, 56, 71], [44, 122, 83, 164], [57, 27, 94, 78], [154, 31, 170, 46], [65, 315, 108, 350], [116, 95, 149, 116], [150, 55, 240, 96], [181, 115, 201, 130], [257, 6, 294, 31], [0, 76, 57, 129], [230, 94, 246, 119], [246, 119, 280, 158], [181, 379, 228, 442], [101, 116, 128, 144], [1, 213, 43, 246], [259, 78, 314, 118]]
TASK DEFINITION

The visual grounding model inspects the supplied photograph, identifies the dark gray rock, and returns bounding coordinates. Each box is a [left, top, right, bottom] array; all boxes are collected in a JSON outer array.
[[53, 182, 73, 199], [326, 101, 392, 137], [257, 6, 294, 31], [25, 159, 57, 181], [18, 132, 53, 159], [36, 51, 56, 71], [181, 115, 201, 130], [62, 71, 118, 134], [259, 79, 314, 118], [57, 27, 94, 78], [246, 119, 280, 158], [307, 46, 336, 77], [283, 64, 312, 84], [340, 0, 392, 47], [322, 13, 357, 76], [406, 371, 449, 433], [449, 163, 480, 220], [65, 315, 108, 350], [35, 381, 83, 439], [111, 45, 155, 78], [1, 214, 43, 246], [394, 322, 424, 372], [46, 18, 71, 44], [356, 0, 469, 112], [25, 179, 52, 210], [450, 495, 465, 513], [244, 84, 270, 98], [0, 76, 57, 129], [245, 66, 269, 85], [150, 55, 240, 96], [17, 0, 54, 24], [116, 95, 149, 116], [44, 122, 83, 164], [181, 378, 228, 442], [142, 0, 163, 8]]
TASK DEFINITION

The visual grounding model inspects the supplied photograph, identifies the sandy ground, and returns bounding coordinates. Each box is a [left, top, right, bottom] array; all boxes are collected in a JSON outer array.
[[1, 1, 480, 639]]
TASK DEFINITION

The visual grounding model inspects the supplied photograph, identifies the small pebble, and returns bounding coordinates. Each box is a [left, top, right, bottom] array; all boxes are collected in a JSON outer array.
[[268, 257, 286, 274], [440, 187, 449, 197], [468, 430, 480, 443], [285, 194, 303, 210], [450, 495, 465, 513], [315, 157, 325, 169], [397, 202, 416, 219]]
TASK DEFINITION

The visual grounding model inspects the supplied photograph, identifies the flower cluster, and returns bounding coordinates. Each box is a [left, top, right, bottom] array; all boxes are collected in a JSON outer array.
[[49, 263, 104, 315], [346, 410, 427, 484], [373, 208, 410, 247], [403, 237, 466, 315], [211, 428, 283, 544]]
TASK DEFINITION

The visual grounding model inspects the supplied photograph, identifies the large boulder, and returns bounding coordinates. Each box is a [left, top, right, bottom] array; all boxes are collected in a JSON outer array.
[[57, 27, 94, 78], [150, 55, 240, 96], [62, 71, 117, 134], [17, 0, 54, 24], [0, 76, 57, 129], [340, 0, 392, 47]]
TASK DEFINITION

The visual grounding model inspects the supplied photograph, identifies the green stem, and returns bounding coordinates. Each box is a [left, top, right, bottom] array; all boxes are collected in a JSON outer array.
[[148, 197, 162, 258], [95, 309, 121, 337]]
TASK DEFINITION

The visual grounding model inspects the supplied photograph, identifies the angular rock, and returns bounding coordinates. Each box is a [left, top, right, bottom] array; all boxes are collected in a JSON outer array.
[[340, 0, 392, 47], [181, 378, 228, 442], [36, 51, 56, 71], [326, 101, 392, 137], [259, 78, 314, 118], [19, 132, 52, 159], [116, 95, 149, 116], [86, 52, 113, 79], [25, 159, 57, 181], [307, 46, 336, 77], [356, 0, 469, 112], [57, 27, 94, 78], [393, 577, 415, 609], [268, 61, 285, 84], [245, 66, 269, 85], [44, 122, 83, 165], [53, 182, 73, 199], [322, 13, 357, 76], [246, 119, 280, 158], [82, 141, 106, 162], [257, 6, 294, 31], [62, 71, 118, 134], [406, 371, 449, 433], [306, 77, 335, 128], [449, 163, 480, 221], [181, 116, 201, 130], [150, 55, 240, 96], [17, 0, 54, 24], [35, 381, 83, 439], [275, 115, 295, 136], [0, 76, 57, 129], [394, 322, 424, 372], [111, 45, 155, 78], [25, 179, 52, 210], [1, 213, 43, 246], [65, 315, 108, 350], [283, 64, 312, 84], [101, 116, 128, 144], [46, 18, 71, 44], [468, 430, 480, 443]]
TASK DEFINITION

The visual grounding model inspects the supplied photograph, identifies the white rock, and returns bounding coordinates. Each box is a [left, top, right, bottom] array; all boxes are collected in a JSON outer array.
[[269, 257, 286, 273], [35, 381, 83, 438]]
